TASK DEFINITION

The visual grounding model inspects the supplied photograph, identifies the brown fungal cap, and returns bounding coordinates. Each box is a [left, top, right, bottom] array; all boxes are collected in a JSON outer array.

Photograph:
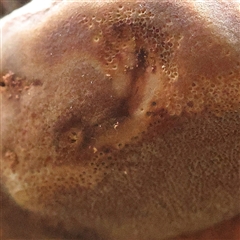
[[0, 0, 240, 239]]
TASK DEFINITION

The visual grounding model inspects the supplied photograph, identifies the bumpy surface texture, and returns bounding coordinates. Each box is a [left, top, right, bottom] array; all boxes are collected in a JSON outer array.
[[1, 0, 240, 239]]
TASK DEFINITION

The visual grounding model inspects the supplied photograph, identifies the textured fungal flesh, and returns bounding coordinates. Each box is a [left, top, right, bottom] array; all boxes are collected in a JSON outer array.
[[0, 0, 240, 239]]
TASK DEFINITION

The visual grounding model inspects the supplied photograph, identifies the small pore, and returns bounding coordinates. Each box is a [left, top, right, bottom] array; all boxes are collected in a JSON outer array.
[[93, 36, 100, 42], [151, 101, 157, 106], [187, 101, 194, 108], [0, 81, 6, 87]]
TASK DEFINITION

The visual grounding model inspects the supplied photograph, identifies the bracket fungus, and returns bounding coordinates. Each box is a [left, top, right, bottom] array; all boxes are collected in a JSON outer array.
[[0, 0, 240, 239]]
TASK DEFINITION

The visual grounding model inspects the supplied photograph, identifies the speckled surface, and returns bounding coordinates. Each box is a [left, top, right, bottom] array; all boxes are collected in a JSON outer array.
[[1, 1, 240, 239]]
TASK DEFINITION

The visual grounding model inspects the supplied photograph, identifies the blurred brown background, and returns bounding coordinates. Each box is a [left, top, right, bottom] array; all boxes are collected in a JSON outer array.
[[0, 0, 30, 18]]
